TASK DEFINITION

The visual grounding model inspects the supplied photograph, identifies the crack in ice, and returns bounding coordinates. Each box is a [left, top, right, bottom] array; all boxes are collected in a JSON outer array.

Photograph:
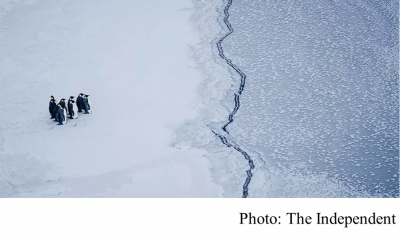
[[213, 0, 255, 198]]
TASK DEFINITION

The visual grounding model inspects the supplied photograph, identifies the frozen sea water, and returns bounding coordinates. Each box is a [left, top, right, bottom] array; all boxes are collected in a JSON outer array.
[[219, 0, 398, 197]]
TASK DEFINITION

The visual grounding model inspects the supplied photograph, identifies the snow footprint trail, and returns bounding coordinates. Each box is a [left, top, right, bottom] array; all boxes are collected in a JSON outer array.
[[213, 0, 255, 198]]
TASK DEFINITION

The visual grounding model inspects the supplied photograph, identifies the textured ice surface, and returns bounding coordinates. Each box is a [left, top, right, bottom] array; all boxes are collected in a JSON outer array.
[[218, 0, 399, 197]]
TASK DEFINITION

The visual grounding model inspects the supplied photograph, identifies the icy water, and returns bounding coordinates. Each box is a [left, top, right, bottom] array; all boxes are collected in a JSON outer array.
[[219, 0, 398, 197]]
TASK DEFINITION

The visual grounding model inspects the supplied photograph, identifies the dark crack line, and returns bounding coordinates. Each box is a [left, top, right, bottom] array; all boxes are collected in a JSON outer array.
[[212, 130, 254, 198], [213, 0, 256, 198], [217, 0, 246, 134]]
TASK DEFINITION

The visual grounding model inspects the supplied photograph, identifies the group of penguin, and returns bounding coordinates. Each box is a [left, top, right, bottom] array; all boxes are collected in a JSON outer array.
[[49, 93, 91, 125]]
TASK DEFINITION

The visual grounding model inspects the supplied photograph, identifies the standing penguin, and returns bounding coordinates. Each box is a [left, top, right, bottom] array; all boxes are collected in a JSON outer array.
[[67, 96, 74, 118], [49, 96, 56, 119], [83, 95, 91, 114], [76, 93, 84, 112], [68, 100, 78, 119], [53, 102, 60, 122], [57, 105, 67, 125], [58, 98, 67, 110], [68, 96, 74, 107]]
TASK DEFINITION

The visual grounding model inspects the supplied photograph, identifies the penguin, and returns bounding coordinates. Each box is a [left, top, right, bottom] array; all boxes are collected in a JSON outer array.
[[76, 93, 84, 112], [68, 100, 78, 119], [67, 96, 74, 118], [83, 95, 91, 114], [58, 98, 67, 110], [53, 103, 60, 122], [68, 96, 74, 107], [57, 105, 67, 125], [49, 96, 56, 119]]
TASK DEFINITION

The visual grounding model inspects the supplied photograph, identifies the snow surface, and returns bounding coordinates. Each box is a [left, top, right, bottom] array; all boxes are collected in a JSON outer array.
[[0, 0, 222, 197]]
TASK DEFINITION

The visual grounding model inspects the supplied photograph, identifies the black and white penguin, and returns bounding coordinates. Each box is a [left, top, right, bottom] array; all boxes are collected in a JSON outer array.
[[57, 105, 67, 125], [83, 95, 91, 114], [67, 96, 74, 118], [68, 100, 78, 119], [58, 98, 67, 111], [76, 93, 84, 112], [68, 96, 74, 106], [49, 96, 56, 119], [53, 103, 60, 122]]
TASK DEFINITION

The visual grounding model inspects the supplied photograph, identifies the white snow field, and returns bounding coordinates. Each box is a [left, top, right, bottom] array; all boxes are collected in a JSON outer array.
[[0, 0, 223, 197]]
